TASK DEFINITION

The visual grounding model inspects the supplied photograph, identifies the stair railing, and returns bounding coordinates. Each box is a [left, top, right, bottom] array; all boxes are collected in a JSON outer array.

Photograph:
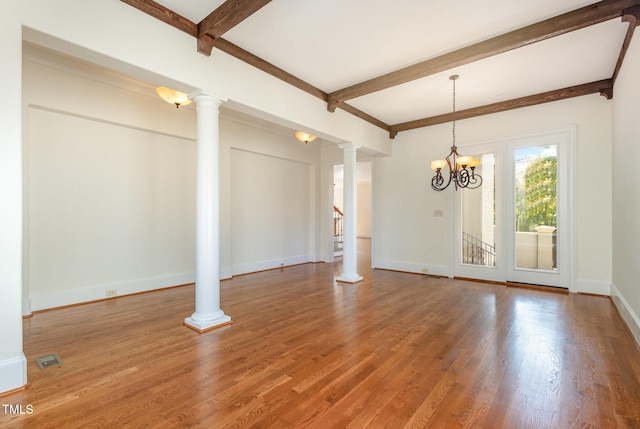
[[462, 232, 495, 267], [333, 206, 344, 244]]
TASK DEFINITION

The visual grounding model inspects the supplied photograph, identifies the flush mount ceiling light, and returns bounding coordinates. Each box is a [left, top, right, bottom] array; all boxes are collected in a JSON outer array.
[[430, 75, 482, 191], [294, 131, 317, 144], [156, 86, 192, 108]]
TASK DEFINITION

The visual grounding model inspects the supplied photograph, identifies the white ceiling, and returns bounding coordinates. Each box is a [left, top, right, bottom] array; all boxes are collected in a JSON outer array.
[[148, 1, 630, 131]]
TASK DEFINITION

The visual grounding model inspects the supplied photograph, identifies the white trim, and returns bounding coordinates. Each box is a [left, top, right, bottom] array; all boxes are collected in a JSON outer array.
[[452, 140, 504, 282], [448, 183, 455, 278], [231, 254, 313, 277], [373, 259, 449, 277], [184, 313, 231, 332], [611, 282, 640, 348], [30, 272, 195, 311], [220, 266, 233, 280], [0, 354, 27, 394], [453, 125, 576, 289], [575, 278, 611, 296]]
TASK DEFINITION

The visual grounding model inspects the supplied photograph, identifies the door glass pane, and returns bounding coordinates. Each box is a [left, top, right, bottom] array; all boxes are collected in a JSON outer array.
[[514, 145, 557, 271], [461, 153, 495, 267]]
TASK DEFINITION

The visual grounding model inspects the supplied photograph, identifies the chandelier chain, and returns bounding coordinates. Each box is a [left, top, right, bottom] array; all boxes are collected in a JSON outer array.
[[452, 76, 456, 146]]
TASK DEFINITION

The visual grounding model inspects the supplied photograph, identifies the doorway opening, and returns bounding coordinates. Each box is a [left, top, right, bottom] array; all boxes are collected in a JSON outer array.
[[332, 162, 372, 257], [454, 127, 574, 289]]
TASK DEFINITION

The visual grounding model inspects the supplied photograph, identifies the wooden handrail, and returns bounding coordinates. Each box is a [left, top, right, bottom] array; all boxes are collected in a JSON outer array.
[[333, 206, 344, 244]]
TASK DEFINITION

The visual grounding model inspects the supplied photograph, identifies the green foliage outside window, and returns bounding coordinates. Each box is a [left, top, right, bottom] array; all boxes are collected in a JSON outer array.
[[516, 157, 557, 232]]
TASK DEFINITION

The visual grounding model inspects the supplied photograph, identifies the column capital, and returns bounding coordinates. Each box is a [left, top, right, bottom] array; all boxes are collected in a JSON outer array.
[[338, 142, 361, 151], [189, 90, 227, 105]]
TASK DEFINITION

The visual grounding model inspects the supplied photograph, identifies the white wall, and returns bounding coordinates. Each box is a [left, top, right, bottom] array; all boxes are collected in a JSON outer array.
[[374, 133, 451, 275], [374, 94, 613, 287], [23, 52, 326, 310], [220, 117, 322, 276], [26, 110, 197, 308], [0, 1, 27, 394], [23, 57, 198, 311], [612, 35, 640, 345], [230, 150, 311, 272]]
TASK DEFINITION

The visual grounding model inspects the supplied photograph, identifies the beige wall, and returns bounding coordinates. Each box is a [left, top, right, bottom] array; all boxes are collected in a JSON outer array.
[[357, 181, 372, 238]]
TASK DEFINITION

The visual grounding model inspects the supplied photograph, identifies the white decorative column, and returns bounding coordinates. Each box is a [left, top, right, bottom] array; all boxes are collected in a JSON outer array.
[[184, 91, 232, 332], [337, 143, 363, 283]]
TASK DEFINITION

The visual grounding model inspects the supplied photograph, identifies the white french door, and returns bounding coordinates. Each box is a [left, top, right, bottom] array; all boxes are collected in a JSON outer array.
[[453, 127, 574, 289]]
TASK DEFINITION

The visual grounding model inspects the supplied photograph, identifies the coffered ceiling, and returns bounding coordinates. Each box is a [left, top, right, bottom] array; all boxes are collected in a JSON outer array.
[[122, 0, 640, 138]]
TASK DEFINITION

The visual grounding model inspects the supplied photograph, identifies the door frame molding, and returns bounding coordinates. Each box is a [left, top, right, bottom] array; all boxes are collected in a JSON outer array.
[[449, 125, 576, 292]]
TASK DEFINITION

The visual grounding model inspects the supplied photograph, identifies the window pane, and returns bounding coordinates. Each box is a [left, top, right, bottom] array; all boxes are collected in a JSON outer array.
[[514, 145, 557, 271], [461, 153, 495, 267]]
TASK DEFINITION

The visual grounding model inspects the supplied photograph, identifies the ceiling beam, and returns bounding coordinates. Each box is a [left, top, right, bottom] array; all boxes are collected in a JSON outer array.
[[338, 103, 392, 132], [119, 0, 624, 138], [213, 37, 328, 101], [120, 1, 391, 132], [213, 38, 390, 131], [613, 5, 640, 83], [327, 0, 640, 112], [197, 0, 272, 56], [388, 80, 613, 138]]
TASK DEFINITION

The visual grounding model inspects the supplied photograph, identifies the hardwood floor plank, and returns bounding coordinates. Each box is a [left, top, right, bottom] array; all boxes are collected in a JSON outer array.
[[2, 240, 640, 428]]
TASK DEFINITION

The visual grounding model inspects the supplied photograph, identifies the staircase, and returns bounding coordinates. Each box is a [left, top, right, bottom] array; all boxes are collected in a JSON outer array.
[[462, 232, 495, 267]]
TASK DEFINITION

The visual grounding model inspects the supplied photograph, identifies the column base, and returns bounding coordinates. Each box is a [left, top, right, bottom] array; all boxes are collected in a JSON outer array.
[[0, 354, 27, 394], [336, 273, 363, 284], [184, 314, 232, 333]]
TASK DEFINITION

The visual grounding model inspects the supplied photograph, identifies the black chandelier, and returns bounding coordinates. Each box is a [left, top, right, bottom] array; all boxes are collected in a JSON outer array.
[[430, 75, 482, 191]]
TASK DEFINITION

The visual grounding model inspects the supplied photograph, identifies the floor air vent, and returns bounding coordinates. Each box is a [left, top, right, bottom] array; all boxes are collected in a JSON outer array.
[[35, 353, 63, 370]]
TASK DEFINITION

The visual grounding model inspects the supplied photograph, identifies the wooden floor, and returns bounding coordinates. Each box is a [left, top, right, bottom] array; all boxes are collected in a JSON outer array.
[[3, 240, 640, 428]]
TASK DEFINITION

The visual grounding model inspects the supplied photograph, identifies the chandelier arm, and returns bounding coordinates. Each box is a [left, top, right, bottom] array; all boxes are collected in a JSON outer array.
[[458, 168, 470, 188], [431, 169, 453, 191], [466, 174, 483, 189]]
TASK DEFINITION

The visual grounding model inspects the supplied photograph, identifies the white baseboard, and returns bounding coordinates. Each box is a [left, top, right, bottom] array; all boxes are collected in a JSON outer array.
[[30, 272, 195, 311], [611, 282, 640, 348], [0, 354, 27, 394], [575, 278, 611, 296], [373, 259, 448, 277], [220, 266, 233, 280], [231, 254, 312, 276], [30, 256, 320, 310]]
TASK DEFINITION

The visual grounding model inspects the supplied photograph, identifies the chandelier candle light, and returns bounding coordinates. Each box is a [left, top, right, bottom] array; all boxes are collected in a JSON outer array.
[[430, 75, 482, 191]]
